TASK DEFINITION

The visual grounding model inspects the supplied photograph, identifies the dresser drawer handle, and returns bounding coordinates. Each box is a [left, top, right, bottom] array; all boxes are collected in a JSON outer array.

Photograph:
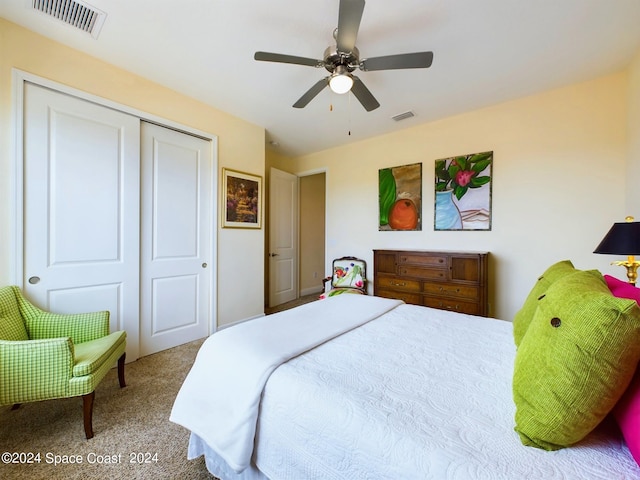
[[439, 287, 461, 293], [439, 302, 460, 310], [390, 281, 407, 287]]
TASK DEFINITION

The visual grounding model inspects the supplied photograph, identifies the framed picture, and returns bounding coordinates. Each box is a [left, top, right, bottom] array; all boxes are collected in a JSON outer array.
[[379, 162, 422, 231], [434, 151, 493, 231], [222, 168, 262, 229]]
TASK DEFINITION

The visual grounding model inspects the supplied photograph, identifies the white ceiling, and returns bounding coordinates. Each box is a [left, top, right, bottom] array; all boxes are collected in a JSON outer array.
[[2, 0, 640, 157]]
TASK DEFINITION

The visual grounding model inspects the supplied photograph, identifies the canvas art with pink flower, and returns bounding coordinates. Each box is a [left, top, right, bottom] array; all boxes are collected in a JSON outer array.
[[434, 151, 493, 231]]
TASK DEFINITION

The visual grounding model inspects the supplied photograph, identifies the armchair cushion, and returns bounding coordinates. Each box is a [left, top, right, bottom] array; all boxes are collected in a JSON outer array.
[[320, 288, 365, 299], [73, 331, 126, 377]]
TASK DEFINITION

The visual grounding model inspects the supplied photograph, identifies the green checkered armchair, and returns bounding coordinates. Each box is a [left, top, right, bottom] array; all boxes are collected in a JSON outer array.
[[0, 286, 126, 439]]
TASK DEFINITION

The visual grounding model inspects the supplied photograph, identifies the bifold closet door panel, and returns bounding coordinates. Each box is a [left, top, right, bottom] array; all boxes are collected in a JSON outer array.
[[23, 82, 141, 355]]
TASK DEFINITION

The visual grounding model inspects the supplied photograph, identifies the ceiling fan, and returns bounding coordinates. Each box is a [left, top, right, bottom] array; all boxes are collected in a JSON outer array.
[[254, 0, 433, 112]]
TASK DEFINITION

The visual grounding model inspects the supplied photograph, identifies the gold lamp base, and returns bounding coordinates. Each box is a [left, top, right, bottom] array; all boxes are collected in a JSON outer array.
[[612, 255, 640, 285]]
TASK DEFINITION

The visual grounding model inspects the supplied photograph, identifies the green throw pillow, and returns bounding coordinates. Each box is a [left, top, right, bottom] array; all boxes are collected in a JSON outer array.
[[512, 260, 576, 346], [513, 270, 640, 450]]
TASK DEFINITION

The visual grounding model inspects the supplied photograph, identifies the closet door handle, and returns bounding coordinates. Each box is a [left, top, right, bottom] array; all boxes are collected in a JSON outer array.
[[28, 276, 40, 284]]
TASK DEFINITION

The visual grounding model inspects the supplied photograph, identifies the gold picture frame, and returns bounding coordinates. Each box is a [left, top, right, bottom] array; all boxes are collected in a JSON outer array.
[[222, 168, 262, 229]]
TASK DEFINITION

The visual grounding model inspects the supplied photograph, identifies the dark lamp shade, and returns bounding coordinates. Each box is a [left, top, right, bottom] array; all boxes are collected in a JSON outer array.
[[593, 222, 640, 255]]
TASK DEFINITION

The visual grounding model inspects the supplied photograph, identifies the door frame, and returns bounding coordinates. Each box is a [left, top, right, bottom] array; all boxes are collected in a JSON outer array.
[[297, 167, 328, 295], [266, 167, 327, 306], [297, 168, 327, 296], [10, 69, 219, 356]]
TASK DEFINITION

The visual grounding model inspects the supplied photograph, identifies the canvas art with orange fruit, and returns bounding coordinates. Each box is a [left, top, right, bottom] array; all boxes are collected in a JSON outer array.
[[378, 163, 422, 231]]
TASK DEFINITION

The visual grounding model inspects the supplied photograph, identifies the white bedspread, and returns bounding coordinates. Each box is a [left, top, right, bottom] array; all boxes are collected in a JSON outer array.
[[250, 303, 640, 479], [170, 294, 403, 473]]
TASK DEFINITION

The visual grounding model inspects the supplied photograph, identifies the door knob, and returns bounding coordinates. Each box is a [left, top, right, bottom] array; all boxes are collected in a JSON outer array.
[[202, 263, 208, 268], [28, 276, 40, 284]]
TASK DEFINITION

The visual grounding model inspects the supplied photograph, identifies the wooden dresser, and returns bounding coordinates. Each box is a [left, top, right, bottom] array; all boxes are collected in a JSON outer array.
[[373, 249, 489, 316]]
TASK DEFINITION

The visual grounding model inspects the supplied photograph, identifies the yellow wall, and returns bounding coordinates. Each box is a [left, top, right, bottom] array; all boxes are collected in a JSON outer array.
[[279, 72, 630, 320], [5, 16, 636, 325], [0, 18, 265, 327], [627, 50, 640, 217]]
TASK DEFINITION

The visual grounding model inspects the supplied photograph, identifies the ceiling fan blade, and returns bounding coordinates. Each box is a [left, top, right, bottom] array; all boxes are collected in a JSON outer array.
[[360, 51, 434, 71], [293, 77, 329, 108], [254, 51, 323, 68], [336, 0, 365, 53], [350, 76, 380, 112]]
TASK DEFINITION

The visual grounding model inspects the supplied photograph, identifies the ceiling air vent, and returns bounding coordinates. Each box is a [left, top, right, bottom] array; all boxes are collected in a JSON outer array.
[[30, 0, 107, 39], [392, 111, 415, 122]]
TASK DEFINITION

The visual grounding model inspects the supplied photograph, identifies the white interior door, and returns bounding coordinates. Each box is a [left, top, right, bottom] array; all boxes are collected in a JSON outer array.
[[269, 167, 298, 307], [23, 83, 141, 360], [140, 122, 212, 356]]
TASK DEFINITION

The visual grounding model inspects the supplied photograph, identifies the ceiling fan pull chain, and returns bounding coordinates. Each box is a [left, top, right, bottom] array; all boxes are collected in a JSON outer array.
[[348, 91, 352, 136]]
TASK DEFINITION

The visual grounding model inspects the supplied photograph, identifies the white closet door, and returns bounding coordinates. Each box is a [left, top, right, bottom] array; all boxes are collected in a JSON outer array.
[[23, 83, 141, 360], [140, 122, 212, 356]]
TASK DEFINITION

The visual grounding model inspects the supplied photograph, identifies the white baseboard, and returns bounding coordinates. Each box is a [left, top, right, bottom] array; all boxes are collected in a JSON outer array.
[[218, 313, 265, 330], [300, 287, 323, 297]]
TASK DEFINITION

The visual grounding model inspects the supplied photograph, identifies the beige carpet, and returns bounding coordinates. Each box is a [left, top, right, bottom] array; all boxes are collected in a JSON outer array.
[[0, 338, 215, 480], [264, 292, 319, 315]]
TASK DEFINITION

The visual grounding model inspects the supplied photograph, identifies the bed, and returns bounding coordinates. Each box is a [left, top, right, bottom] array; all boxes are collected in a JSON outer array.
[[171, 284, 640, 479]]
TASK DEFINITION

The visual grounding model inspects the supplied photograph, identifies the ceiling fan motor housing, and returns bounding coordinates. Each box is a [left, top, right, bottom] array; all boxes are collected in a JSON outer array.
[[323, 46, 359, 73]]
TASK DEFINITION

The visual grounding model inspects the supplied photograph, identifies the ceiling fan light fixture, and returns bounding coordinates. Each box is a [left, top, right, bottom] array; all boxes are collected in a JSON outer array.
[[329, 66, 353, 94]]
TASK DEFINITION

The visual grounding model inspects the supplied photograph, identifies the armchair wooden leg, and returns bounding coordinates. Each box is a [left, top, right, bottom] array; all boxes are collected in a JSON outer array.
[[117, 352, 126, 388], [83, 391, 95, 439]]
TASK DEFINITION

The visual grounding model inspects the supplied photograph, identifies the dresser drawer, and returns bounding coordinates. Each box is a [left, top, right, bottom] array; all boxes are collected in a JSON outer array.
[[423, 297, 479, 315], [376, 274, 421, 292], [398, 253, 447, 267], [377, 289, 422, 305], [423, 283, 479, 300], [399, 265, 447, 281]]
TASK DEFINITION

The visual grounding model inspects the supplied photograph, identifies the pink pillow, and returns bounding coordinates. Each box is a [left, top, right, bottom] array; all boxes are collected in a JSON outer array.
[[604, 274, 640, 305], [614, 368, 640, 465], [606, 274, 640, 464]]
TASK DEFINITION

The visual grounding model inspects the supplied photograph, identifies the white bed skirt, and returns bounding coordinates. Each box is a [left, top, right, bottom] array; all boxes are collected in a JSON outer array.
[[189, 433, 268, 480]]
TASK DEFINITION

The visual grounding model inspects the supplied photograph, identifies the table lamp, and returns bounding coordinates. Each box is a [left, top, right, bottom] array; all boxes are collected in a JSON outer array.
[[594, 216, 640, 285]]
